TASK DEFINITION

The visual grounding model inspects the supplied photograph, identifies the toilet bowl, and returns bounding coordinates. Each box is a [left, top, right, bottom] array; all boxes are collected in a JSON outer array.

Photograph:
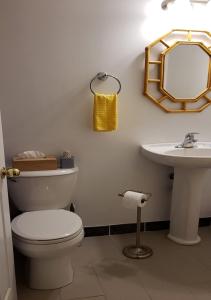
[[8, 167, 84, 290], [12, 209, 84, 289]]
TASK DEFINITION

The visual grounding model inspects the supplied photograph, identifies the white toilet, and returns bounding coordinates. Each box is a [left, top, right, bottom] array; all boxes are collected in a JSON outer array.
[[8, 167, 84, 290]]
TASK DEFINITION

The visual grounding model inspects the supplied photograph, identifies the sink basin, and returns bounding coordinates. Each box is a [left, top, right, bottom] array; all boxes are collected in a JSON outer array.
[[141, 142, 211, 168], [141, 142, 211, 245]]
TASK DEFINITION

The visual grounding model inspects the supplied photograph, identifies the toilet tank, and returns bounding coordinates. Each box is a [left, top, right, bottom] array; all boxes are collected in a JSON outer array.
[[8, 167, 78, 212]]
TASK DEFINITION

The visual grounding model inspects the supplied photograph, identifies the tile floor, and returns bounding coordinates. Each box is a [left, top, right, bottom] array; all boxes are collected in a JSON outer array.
[[16, 227, 211, 300]]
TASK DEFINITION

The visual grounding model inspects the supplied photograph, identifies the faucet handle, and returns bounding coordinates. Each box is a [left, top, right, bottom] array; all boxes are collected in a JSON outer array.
[[176, 132, 199, 148], [186, 132, 199, 143], [185, 132, 199, 138]]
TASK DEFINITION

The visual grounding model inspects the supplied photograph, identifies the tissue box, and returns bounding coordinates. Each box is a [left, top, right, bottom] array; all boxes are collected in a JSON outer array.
[[60, 157, 75, 169], [12, 156, 58, 171]]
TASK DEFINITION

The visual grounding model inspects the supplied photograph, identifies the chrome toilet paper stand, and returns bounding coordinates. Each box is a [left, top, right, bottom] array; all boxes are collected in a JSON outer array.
[[118, 190, 153, 259]]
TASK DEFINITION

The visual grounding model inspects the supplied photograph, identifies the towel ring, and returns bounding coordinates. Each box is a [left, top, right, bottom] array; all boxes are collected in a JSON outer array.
[[90, 72, 121, 95]]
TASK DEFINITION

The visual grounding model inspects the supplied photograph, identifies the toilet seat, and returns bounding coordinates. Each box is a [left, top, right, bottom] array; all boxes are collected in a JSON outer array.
[[12, 228, 84, 245], [11, 209, 83, 244]]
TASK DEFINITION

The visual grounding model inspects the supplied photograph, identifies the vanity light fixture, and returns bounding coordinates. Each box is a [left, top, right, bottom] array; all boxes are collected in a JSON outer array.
[[190, 0, 209, 2], [161, 0, 209, 9], [161, 0, 175, 9]]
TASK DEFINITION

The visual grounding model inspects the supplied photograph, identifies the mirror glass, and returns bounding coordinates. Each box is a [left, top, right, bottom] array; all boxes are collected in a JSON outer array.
[[162, 44, 210, 99]]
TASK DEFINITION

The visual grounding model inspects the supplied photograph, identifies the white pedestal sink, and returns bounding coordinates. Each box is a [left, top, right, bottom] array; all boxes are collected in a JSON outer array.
[[141, 143, 211, 245]]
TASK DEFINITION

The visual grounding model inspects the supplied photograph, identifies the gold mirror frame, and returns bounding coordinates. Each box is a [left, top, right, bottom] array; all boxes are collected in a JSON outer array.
[[144, 29, 211, 113]]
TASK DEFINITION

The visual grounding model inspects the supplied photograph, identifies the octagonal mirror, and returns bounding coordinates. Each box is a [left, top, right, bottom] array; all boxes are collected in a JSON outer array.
[[161, 42, 210, 100], [144, 29, 211, 112]]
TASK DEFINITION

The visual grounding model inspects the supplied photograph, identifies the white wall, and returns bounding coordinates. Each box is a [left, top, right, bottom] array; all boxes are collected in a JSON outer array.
[[1, 0, 211, 226]]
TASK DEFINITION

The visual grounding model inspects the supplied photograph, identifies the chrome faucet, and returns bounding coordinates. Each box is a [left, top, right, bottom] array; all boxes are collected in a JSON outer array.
[[176, 132, 199, 148]]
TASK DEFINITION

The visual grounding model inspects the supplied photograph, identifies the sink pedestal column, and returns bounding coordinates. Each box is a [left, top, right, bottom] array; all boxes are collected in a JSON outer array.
[[168, 167, 208, 245]]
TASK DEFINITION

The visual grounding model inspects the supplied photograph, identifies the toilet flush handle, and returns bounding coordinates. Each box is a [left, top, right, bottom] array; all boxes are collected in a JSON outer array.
[[1, 167, 20, 179]]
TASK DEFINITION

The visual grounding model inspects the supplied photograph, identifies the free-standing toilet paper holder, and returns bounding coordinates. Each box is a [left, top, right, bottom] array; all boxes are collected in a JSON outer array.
[[118, 190, 153, 259]]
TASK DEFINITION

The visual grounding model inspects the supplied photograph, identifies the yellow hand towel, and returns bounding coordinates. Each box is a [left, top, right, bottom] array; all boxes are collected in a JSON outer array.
[[93, 93, 118, 131]]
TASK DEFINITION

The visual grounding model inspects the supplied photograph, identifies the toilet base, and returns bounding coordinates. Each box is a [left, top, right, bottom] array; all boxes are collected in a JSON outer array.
[[27, 255, 73, 290]]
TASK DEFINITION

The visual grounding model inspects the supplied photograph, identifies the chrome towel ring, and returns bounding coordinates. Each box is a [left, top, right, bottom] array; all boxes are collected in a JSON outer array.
[[90, 72, 121, 95]]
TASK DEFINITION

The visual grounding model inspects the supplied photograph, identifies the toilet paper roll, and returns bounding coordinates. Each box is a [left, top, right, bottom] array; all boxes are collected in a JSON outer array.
[[122, 191, 148, 209]]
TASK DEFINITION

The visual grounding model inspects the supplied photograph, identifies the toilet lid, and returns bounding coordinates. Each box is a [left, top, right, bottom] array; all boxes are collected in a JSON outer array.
[[11, 210, 83, 241]]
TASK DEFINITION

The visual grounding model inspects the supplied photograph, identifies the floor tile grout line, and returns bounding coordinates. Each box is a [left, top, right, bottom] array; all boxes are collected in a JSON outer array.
[[91, 265, 108, 299], [59, 265, 103, 300], [67, 295, 105, 300], [137, 281, 154, 300], [91, 264, 106, 297], [109, 234, 129, 259], [91, 258, 154, 300]]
